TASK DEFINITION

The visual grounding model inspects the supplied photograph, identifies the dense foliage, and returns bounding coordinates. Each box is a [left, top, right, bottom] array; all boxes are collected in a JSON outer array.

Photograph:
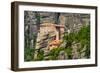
[[63, 25, 90, 59], [24, 48, 35, 61]]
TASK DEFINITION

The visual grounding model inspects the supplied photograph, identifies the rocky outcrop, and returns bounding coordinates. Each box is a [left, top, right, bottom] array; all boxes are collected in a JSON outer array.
[[71, 42, 81, 59], [24, 11, 90, 61], [58, 51, 68, 60]]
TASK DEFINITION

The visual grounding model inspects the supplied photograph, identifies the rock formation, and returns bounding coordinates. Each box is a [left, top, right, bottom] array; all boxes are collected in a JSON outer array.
[[24, 11, 90, 61]]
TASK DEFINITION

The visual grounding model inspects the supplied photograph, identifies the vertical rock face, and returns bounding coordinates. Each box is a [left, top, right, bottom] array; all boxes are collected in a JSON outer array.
[[40, 12, 56, 24], [59, 15, 65, 39], [35, 23, 57, 50], [24, 11, 90, 61], [34, 23, 64, 59], [60, 13, 90, 33], [34, 23, 56, 59], [24, 11, 38, 49]]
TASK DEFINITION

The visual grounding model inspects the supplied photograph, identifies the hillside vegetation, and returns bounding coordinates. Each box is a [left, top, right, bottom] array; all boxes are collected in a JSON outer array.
[[24, 25, 90, 61]]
